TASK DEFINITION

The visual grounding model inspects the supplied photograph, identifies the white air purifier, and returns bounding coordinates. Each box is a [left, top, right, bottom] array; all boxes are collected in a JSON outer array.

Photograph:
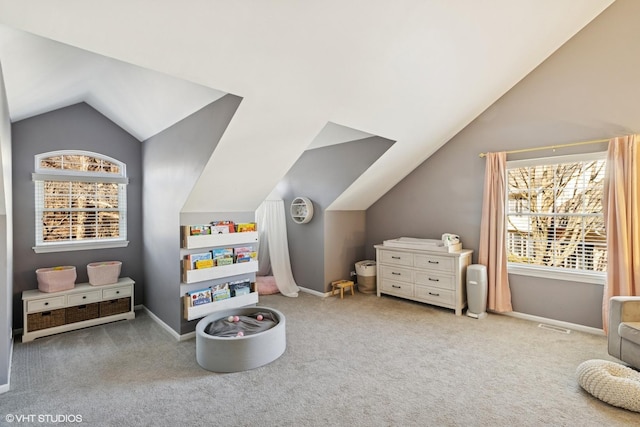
[[466, 264, 487, 319]]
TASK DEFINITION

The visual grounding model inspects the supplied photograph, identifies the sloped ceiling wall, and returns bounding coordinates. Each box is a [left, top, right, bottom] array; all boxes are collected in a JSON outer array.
[[0, 0, 615, 212]]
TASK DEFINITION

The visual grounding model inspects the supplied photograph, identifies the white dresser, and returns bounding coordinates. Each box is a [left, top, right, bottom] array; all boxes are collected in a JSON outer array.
[[375, 245, 473, 315]]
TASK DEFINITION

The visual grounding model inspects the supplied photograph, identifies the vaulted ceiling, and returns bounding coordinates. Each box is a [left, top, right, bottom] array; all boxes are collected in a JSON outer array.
[[0, 0, 615, 212]]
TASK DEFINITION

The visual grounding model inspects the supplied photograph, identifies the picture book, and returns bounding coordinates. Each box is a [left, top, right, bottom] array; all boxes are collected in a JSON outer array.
[[211, 220, 235, 233], [187, 287, 212, 306], [211, 225, 230, 234], [211, 248, 233, 260], [230, 279, 251, 297], [212, 247, 233, 266], [189, 225, 211, 236], [212, 283, 230, 301], [185, 252, 213, 270], [234, 246, 257, 263], [195, 259, 214, 269], [236, 222, 257, 232]]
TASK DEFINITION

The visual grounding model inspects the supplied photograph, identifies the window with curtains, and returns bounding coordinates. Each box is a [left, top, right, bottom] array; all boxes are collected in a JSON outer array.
[[506, 152, 607, 280], [32, 151, 128, 253]]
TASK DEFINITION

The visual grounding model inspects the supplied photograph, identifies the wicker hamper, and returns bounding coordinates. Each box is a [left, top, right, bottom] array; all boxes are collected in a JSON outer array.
[[65, 303, 100, 324], [27, 309, 66, 331], [100, 297, 131, 317]]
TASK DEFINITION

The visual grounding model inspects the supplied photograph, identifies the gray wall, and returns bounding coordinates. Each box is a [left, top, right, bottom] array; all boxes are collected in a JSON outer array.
[[0, 61, 12, 390], [325, 210, 366, 288], [366, 0, 640, 329], [141, 94, 241, 335], [281, 136, 393, 292], [11, 103, 143, 329]]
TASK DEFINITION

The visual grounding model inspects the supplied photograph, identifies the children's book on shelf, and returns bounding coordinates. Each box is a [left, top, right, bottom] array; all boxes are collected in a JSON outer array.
[[189, 225, 211, 236], [212, 283, 230, 301], [211, 248, 234, 266], [187, 287, 213, 306], [236, 222, 257, 232], [211, 220, 235, 233], [185, 252, 213, 270], [230, 279, 251, 297], [211, 225, 230, 234], [195, 259, 214, 269], [234, 246, 257, 263]]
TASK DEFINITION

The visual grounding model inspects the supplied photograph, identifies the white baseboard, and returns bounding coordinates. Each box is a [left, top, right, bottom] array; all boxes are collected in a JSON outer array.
[[0, 336, 14, 394], [502, 311, 605, 336], [139, 305, 195, 341], [298, 286, 331, 298]]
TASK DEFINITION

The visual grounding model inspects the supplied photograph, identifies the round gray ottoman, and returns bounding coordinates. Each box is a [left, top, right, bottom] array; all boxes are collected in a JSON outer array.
[[196, 307, 286, 372]]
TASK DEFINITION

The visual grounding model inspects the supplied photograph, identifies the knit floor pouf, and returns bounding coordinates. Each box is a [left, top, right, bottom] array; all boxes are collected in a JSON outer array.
[[576, 359, 640, 413]]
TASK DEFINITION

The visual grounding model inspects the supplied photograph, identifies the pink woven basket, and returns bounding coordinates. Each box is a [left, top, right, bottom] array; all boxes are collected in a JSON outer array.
[[87, 261, 122, 286], [36, 266, 76, 293]]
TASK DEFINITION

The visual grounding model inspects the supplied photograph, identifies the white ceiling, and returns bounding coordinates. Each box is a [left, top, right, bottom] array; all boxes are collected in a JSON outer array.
[[0, 0, 615, 212]]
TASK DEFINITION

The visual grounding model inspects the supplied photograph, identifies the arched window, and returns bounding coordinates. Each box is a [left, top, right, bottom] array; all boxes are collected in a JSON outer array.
[[32, 151, 128, 253]]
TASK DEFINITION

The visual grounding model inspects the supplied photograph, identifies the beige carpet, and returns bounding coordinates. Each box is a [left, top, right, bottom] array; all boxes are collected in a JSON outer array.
[[2, 291, 639, 426]]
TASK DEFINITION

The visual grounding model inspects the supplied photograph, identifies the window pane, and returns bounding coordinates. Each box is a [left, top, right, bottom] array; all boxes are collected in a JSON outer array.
[[506, 156, 606, 273]]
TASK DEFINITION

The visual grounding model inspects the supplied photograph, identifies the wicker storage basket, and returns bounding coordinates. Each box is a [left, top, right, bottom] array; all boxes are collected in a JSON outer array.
[[65, 303, 100, 324], [100, 297, 130, 317], [27, 309, 66, 331]]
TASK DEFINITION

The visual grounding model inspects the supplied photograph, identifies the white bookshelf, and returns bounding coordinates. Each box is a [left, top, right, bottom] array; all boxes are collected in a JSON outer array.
[[180, 228, 259, 321], [182, 231, 258, 249]]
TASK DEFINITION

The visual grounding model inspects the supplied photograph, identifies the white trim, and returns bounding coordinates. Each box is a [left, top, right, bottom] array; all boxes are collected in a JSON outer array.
[[507, 150, 606, 168], [507, 264, 605, 285], [298, 286, 331, 298], [500, 310, 605, 336], [35, 150, 126, 177], [32, 172, 128, 184], [139, 306, 186, 341], [33, 240, 129, 253], [0, 337, 13, 394]]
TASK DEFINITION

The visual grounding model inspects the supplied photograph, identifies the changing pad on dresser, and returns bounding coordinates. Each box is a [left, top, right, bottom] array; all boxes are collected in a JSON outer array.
[[383, 237, 461, 252]]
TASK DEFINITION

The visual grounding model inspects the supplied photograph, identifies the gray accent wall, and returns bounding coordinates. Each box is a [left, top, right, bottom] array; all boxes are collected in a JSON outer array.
[[325, 210, 366, 287], [141, 94, 241, 335], [366, 0, 640, 329], [281, 136, 394, 292], [0, 61, 12, 390], [11, 103, 143, 329]]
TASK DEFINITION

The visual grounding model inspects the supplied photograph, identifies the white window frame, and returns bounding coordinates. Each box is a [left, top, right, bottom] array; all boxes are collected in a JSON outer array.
[[32, 150, 129, 253], [506, 151, 606, 285]]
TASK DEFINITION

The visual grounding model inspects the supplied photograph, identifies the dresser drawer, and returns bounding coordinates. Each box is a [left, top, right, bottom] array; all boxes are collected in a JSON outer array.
[[102, 285, 132, 300], [380, 265, 414, 283], [380, 250, 413, 267], [380, 280, 414, 298], [415, 271, 455, 290], [68, 290, 102, 306], [415, 285, 455, 306], [27, 295, 66, 313], [414, 254, 454, 272]]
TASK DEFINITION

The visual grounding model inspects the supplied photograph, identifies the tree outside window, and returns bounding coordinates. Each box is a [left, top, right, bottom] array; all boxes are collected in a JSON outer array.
[[506, 153, 606, 273], [33, 151, 128, 252]]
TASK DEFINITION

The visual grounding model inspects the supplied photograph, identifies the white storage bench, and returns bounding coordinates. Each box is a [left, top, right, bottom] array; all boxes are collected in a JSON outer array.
[[22, 277, 135, 342]]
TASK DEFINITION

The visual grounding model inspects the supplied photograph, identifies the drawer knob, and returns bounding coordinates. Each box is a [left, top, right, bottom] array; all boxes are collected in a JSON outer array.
[[391, 272, 401, 276], [44, 302, 49, 306], [428, 260, 439, 264], [83, 296, 87, 299], [392, 285, 402, 289], [428, 278, 439, 282], [116, 291, 120, 294], [391, 256, 401, 259], [428, 292, 440, 296]]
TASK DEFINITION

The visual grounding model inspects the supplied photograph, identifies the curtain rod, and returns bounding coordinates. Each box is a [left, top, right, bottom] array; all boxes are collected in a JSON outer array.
[[478, 137, 611, 158]]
